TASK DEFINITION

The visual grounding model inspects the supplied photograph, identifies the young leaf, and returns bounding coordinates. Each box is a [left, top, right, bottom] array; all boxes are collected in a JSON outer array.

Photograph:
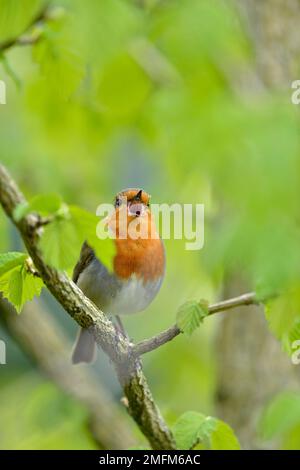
[[7, 268, 23, 311], [21, 268, 44, 307], [265, 287, 300, 355], [173, 411, 240, 450], [172, 411, 207, 449], [0, 252, 27, 277], [32, 22, 85, 101], [286, 321, 300, 354], [69, 205, 115, 272], [176, 299, 209, 335], [13, 193, 63, 221], [0, 264, 44, 313], [209, 420, 241, 450], [38, 216, 82, 271], [38, 205, 116, 272]]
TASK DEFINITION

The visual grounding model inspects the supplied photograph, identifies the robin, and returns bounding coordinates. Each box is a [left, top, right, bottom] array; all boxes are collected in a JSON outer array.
[[72, 188, 165, 364]]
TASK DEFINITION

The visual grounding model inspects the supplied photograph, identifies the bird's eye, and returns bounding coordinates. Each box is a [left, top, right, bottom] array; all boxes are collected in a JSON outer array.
[[115, 198, 121, 208]]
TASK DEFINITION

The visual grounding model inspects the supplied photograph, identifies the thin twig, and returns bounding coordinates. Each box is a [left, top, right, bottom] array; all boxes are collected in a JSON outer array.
[[0, 163, 176, 450], [0, 163, 262, 449], [0, 296, 135, 450], [133, 292, 258, 356]]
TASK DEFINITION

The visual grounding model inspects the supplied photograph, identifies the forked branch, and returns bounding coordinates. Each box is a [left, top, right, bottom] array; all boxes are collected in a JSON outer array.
[[0, 163, 261, 449], [133, 292, 258, 356]]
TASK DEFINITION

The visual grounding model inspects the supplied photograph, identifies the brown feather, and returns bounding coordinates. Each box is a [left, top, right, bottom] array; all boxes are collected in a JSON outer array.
[[72, 241, 95, 283], [113, 212, 165, 281]]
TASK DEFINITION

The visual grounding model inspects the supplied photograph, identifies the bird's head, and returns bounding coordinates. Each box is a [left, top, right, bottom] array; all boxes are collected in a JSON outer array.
[[107, 188, 156, 240], [114, 188, 151, 220]]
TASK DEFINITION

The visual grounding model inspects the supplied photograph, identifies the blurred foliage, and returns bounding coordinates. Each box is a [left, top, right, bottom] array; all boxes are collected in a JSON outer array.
[[0, 372, 97, 449], [259, 392, 300, 449], [0, 0, 299, 450]]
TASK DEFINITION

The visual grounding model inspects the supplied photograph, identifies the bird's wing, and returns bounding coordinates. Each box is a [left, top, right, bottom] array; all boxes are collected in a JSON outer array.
[[72, 241, 95, 283]]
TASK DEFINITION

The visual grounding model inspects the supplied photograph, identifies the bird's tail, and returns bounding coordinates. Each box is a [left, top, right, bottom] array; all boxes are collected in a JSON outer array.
[[72, 327, 97, 364]]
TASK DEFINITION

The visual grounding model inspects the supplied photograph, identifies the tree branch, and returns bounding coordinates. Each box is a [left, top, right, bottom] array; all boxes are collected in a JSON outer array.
[[0, 163, 262, 449], [0, 164, 176, 450], [133, 292, 259, 356], [0, 296, 135, 450]]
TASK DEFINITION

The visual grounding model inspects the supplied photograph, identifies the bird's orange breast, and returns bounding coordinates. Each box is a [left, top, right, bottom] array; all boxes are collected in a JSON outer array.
[[113, 212, 165, 282]]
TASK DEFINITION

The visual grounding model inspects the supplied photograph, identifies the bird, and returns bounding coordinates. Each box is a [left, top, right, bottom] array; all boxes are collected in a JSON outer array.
[[71, 188, 165, 364]]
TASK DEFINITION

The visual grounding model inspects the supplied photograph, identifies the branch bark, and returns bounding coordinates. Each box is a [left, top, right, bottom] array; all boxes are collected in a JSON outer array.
[[0, 163, 262, 449], [133, 292, 258, 356], [0, 296, 135, 450], [0, 163, 176, 450]]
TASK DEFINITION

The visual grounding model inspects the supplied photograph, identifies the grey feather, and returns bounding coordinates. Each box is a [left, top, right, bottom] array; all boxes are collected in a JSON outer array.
[[72, 327, 96, 364]]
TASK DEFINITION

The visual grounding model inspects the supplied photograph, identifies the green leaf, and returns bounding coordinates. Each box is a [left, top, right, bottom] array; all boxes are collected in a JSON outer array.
[[38, 205, 115, 272], [0, 252, 27, 276], [176, 299, 209, 335], [69, 205, 115, 272], [32, 20, 85, 101], [7, 268, 23, 310], [21, 269, 44, 307], [173, 411, 207, 449], [13, 193, 63, 221], [255, 281, 278, 304], [173, 411, 240, 450], [265, 287, 300, 355], [38, 216, 81, 271], [287, 321, 300, 354], [210, 420, 241, 450], [0, 264, 44, 313], [260, 392, 300, 440]]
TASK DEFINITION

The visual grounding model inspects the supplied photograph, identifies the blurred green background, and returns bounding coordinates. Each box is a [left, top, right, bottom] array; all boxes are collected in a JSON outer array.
[[1, 0, 300, 450]]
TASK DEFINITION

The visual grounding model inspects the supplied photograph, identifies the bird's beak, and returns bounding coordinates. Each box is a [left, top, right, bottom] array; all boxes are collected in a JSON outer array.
[[128, 202, 146, 217]]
